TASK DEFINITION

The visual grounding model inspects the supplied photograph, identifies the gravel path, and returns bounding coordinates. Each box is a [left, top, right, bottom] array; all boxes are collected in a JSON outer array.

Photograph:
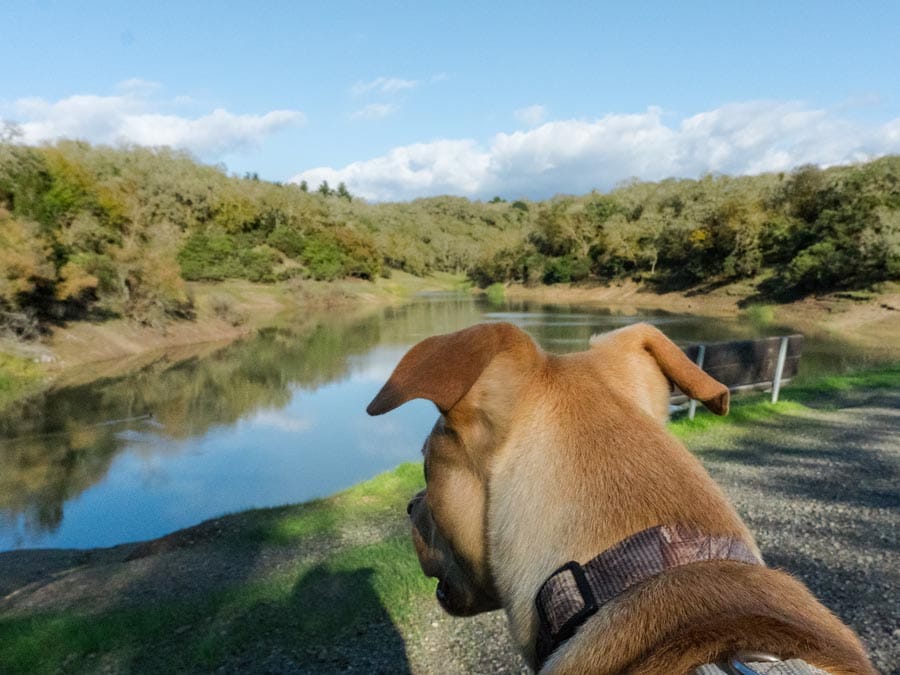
[[1, 394, 897, 673], [693, 393, 900, 674], [405, 392, 900, 674]]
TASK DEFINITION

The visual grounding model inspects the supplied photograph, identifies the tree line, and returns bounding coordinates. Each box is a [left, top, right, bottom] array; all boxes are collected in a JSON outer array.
[[1, 138, 897, 333], [470, 158, 900, 299]]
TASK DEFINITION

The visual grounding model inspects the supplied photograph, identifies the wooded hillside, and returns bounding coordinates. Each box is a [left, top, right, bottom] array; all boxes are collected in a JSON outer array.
[[1, 140, 897, 333]]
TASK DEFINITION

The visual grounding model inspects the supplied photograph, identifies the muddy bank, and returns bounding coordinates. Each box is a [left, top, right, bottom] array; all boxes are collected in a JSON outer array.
[[0, 273, 463, 387], [499, 280, 900, 352]]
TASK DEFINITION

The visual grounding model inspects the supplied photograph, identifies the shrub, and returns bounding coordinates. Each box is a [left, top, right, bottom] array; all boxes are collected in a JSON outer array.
[[209, 294, 247, 326], [301, 238, 346, 281], [267, 224, 306, 258], [177, 229, 238, 281], [485, 282, 505, 305], [542, 255, 590, 284], [239, 247, 278, 283]]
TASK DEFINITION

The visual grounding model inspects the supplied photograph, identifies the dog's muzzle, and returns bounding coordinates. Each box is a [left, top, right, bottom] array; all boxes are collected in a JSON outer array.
[[407, 490, 425, 515]]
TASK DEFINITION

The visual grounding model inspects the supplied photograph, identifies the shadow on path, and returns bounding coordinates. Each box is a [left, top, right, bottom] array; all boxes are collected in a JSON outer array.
[[213, 565, 411, 674]]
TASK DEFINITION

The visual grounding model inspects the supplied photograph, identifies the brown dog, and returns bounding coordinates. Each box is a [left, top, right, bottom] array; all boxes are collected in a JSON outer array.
[[367, 322, 874, 674]]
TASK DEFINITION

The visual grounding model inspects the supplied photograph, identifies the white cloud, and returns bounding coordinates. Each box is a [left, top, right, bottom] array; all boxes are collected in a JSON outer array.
[[350, 76, 419, 96], [8, 83, 303, 159], [250, 410, 313, 433], [514, 104, 547, 127], [350, 103, 397, 121], [290, 100, 900, 201], [294, 139, 490, 202]]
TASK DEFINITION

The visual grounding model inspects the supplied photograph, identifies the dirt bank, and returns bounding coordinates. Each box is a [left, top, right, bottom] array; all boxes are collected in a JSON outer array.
[[0, 272, 464, 383], [501, 280, 900, 351]]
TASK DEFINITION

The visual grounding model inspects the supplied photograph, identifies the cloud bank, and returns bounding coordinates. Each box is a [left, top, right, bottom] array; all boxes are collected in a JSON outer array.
[[8, 85, 303, 159], [291, 101, 900, 201]]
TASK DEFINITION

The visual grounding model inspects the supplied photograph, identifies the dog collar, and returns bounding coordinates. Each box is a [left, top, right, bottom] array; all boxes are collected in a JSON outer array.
[[534, 524, 763, 670]]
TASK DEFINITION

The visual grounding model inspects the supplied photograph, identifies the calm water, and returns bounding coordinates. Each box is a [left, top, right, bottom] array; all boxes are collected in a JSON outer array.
[[0, 295, 888, 551]]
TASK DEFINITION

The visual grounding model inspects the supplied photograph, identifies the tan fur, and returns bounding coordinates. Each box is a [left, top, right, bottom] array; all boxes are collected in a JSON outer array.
[[368, 322, 875, 674]]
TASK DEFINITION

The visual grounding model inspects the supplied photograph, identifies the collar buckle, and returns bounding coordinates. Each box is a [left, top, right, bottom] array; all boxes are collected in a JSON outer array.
[[536, 560, 598, 648]]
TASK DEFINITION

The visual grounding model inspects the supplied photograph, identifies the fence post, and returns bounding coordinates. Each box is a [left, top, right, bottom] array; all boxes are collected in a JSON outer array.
[[688, 344, 706, 420], [771, 336, 789, 404]]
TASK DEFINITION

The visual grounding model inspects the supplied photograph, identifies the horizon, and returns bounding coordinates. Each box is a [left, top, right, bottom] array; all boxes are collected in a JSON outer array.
[[3, 1, 899, 201]]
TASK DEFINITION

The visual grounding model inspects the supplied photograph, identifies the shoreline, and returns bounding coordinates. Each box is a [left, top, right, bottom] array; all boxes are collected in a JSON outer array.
[[1, 275, 897, 411], [495, 279, 900, 352], [0, 272, 466, 404]]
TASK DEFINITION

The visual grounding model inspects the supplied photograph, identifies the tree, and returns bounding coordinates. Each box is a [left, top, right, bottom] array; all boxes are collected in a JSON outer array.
[[1, 120, 23, 143], [336, 182, 352, 202], [317, 181, 332, 197], [299, 180, 309, 192]]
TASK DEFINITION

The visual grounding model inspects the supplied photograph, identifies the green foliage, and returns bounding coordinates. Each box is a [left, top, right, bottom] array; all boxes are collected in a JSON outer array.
[[0, 353, 42, 412], [542, 254, 590, 284], [177, 229, 239, 281], [266, 223, 306, 258], [484, 282, 505, 305], [336, 182, 352, 202], [1, 139, 898, 330], [466, 159, 900, 297], [301, 237, 345, 280], [239, 247, 278, 283]]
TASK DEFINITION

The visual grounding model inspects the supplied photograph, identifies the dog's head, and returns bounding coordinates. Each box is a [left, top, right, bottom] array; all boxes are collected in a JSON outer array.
[[366, 322, 729, 616]]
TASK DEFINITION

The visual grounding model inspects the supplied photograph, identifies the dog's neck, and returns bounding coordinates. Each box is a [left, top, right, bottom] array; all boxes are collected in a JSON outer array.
[[532, 524, 763, 670], [486, 391, 757, 668]]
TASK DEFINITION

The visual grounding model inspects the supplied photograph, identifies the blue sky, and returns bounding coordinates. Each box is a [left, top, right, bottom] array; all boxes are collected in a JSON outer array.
[[3, 1, 899, 200]]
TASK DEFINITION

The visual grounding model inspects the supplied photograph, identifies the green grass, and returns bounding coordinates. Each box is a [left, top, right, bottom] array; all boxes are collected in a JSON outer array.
[[485, 282, 506, 305], [373, 270, 468, 300], [669, 362, 900, 438], [0, 352, 43, 413], [246, 461, 424, 543], [0, 535, 434, 674], [740, 303, 776, 326], [0, 463, 429, 674], [790, 363, 900, 396]]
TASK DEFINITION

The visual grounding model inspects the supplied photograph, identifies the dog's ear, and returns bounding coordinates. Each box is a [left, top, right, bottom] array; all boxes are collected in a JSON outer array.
[[595, 323, 730, 415], [367, 322, 536, 416]]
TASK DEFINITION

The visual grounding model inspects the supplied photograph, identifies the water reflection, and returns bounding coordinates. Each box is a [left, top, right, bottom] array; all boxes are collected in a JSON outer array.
[[0, 295, 889, 550]]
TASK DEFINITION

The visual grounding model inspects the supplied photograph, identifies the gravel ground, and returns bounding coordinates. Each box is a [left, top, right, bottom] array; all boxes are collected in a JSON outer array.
[[693, 393, 900, 674]]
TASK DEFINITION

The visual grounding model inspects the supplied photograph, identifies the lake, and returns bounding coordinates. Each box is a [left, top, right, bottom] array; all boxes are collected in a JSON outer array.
[[0, 294, 888, 551]]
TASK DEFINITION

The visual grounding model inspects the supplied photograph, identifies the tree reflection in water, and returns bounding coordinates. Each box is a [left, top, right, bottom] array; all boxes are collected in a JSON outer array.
[[0, 294, 883, 547]]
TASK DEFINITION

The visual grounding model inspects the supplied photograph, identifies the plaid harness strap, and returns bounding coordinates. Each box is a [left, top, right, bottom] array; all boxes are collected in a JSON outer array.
[[534, 524, 763, 670]]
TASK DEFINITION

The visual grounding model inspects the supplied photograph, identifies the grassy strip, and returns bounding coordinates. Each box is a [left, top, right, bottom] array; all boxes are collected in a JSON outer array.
[[0, 463, 429, 674], [1, 364, 896, 673], [0, 353, 42, 413], [0, 535, 434, 674], [243, 461, 425, 544], [669, 362, 900, 437]]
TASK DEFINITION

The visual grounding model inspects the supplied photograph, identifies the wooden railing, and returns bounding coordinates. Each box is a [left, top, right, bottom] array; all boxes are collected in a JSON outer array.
[[672, 335, 805, 419]]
